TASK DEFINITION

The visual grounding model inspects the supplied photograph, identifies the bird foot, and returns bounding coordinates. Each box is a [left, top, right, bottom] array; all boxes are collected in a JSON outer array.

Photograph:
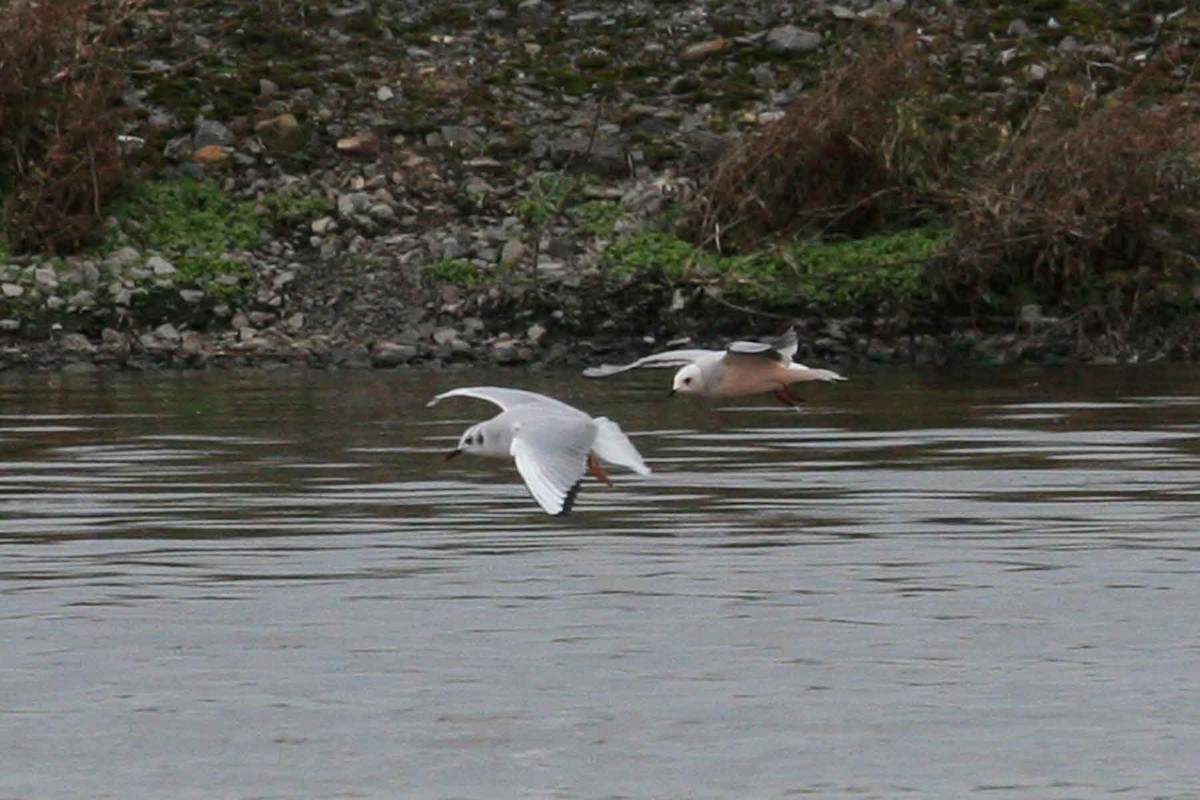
[[773, 387, 806, 407], [587, 453, 614, 487]]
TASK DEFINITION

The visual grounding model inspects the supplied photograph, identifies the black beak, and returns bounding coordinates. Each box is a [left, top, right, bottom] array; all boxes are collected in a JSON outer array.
[[668, 388, 676, 397], [445, 449, 462, 461]]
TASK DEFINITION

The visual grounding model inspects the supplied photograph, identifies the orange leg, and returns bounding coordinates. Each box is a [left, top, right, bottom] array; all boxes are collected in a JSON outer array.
[[587, 453, 613, 487], [773, 385, 806, 407]]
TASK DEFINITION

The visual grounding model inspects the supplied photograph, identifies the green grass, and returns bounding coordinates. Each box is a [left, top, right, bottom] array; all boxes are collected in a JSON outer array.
[[426, 258, 484, 287], [98, 177, 269, 303], [599, 227, 952, 309]]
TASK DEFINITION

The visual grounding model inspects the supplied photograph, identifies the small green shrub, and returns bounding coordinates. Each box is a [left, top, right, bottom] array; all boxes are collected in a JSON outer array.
[[426, 258, 484, 287]]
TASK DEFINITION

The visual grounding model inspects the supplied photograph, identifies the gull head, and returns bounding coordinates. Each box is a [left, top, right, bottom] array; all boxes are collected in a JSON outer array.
[[670, 363, 706, 396], [448, 420, 509, 460]]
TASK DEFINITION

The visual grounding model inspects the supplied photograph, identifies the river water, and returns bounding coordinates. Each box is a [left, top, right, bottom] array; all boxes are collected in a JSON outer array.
[[2, 366, 1199, 799]]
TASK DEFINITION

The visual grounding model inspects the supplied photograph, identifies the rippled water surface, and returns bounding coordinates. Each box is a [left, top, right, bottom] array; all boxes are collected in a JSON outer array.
[[3, 366, 1200, 799]]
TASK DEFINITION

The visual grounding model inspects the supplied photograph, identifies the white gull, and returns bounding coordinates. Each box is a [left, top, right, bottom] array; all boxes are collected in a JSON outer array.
[[428, 386, 651, 516], [583, 328, 846, 406]]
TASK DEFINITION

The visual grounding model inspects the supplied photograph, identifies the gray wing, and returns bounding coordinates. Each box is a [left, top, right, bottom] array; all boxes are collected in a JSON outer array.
[[724, 328, 798, 364], [582, 349, 717, 378], [510, 414, 594, 515], [427, 386, 581, 415]]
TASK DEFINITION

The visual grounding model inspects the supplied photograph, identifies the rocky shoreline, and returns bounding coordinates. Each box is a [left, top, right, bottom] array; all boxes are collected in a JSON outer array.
[[3, 0, 1196, 373]]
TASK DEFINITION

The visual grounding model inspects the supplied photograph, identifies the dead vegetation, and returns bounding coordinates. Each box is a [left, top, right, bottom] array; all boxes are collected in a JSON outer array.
[[936, 86, 1200, 328], [680, 33, 945, 253], [681, 14, 1200, 345], [0, 0, 143, 253]]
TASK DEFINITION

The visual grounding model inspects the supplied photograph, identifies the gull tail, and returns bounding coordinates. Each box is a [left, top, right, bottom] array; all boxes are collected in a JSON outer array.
[[591, 417, 651, 476]]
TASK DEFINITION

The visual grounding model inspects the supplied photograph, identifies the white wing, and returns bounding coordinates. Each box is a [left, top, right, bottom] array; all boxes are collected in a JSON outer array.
[[724, 328, 798, 364], [510, 415, 594, 515], [427, 386, 583, 415], [582, 349, 717, 378]]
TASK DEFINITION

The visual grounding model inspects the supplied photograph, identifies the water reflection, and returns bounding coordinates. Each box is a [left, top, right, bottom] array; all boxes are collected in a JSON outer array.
[[2, 367, 1200, 798]]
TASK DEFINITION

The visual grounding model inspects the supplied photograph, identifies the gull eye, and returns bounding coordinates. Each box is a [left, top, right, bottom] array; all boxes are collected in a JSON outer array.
[[683, 377, 692, 385]]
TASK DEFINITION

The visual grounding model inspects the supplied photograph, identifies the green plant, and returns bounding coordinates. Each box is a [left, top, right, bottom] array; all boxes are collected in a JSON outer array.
[[106, 177, 263, 288], [572, 200, 628, 237], [260, 187, 335, 232], [426, 258, 484, 287]]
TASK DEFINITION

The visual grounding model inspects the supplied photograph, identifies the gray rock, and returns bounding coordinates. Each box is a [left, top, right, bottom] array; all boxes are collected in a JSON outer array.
[[337, 192, 370, 217], [69, 261, 101, 289], [193, 118, 235, 149], [500, 238, 528, 267], [105, 246, 141, 269], [153, 323, 181, 343], [567, 10, 604, 24], [517, 0, 548, 24], [765, 25, 822, 55], [60, 333, 96, 353], [440, 125, 480, 148], [492, 340, 521, 365], [432, 327, 460, 346], [146, 255, 177, 275], [68, 290, 97, 309], [34, 267, 58, 289], [179, 289, 206, 304], [311, 216, 337, 234], [367, 203, 397, 221], [371, 340, 418, 367], [1, 283, 22, 298], [376, 85, 396, 102], [0, 319, 20, 331]]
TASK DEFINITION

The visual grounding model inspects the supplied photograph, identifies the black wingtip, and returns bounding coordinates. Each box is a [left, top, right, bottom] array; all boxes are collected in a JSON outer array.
[[557, 479, 585, 516]]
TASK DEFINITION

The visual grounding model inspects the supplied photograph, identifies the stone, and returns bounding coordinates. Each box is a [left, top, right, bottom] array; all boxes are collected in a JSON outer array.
[[34, 267, 58, 289], [336, 132, 379, 155], [432, 327, 460, 346], [337, 192, 370, 217], [311, 216, 337, 235], [0, 319, 20, 331], [1, 283, 22, 298], [193, 144, 232, 167], [765, 25, 822, 55], [681, 38, 732, 63], [517, 0, 547, 24], [376, 85, 396, 102], [179, 289, 206, 304], [492, 340, 521, 365], [105, 246, 141, 269], [254, 113, 303, 151], [193, 118, 235, 149], [371, 340, 418, 367], [68, 290, 97, 309], [154, 323, 181, 343], [527, 323, 547, 344], [60, 333, 96, 353], [500, 238, 527, 267], [146, 255, 177, 275]]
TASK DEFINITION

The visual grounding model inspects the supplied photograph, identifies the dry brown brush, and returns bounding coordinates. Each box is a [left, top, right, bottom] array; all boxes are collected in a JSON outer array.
[[680, 33, 948, 253], [934, 89, 1200, 332], [0, 0, 143, 253]]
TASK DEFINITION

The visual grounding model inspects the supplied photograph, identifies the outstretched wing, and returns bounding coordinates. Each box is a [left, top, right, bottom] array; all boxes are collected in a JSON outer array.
[[582, 349, 716, 378], [510, 415, 594, 515], [427, 386, 580, 415], [724, 328, 798, 364]]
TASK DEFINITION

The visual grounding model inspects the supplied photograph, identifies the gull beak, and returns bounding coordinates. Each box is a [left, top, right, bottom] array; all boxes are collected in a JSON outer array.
[[445, 449, 462, 461], [668, 388, 676, 397]]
